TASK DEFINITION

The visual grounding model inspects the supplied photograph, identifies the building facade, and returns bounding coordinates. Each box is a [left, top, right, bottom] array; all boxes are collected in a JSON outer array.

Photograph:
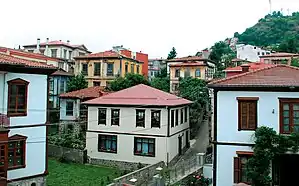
[[83, 84, 192, 166], [23, 38, 91, 73], [260, 52, 299, 65], [169, 59, 216, 94], [0, 53, 56, 185], [236, 44, 271, 62], [208, 65, 299, 186], [74, 50, 143, 87], [148, 58, 167, 80]]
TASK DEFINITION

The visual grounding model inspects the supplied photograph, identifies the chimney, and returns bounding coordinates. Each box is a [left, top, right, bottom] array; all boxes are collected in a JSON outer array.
[[45, 38, 49, 56], [67, 40, 70, 45], [37, 38, 40, 50], [241, 64, 250, 73]]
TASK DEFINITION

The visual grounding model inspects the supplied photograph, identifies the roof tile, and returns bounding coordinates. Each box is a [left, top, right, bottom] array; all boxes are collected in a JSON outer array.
[[59, 86, 109, 99]]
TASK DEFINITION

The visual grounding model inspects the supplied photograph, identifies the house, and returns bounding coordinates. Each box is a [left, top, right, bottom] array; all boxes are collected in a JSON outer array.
[[230, 58, 253, 67], [168, 58, 216, 94], [236, 44, 271, 62], [260, 52, 299, 65], [23, 38, 91, 73], [208, 65, 299, 186], [83, 84, 192, 166], [223, 63, 274, 77], [0, 53, 56, 185], [59, 86, 108, 132], [49, 69, 73, 109], [148, 58, 167, 80], [74, 50, 144, 87]]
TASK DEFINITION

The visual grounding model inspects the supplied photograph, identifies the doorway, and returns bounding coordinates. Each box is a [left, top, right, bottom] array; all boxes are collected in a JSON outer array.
[[186, 131, 190, 148], [178, 136, 182, 156]]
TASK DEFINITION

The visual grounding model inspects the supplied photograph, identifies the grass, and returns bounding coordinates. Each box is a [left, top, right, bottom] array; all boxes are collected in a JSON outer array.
[[47, 158, 120, 186]]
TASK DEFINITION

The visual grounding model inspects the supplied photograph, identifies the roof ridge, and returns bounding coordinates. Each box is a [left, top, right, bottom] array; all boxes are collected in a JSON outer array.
[[0, 53, 55, 67]]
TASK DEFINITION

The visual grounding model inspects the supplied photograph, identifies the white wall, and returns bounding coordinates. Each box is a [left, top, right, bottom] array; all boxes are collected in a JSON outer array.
[[236, 44, 271, 62], [216, 145, 252, 186], [60, 99, 80, 121], [167, 129, 189, 161], [169, 107, 189, 136], [217, 91, 299, 143]]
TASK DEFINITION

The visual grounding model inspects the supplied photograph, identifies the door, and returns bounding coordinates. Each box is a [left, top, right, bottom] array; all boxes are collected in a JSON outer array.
[[186, 131, 190, 148], [178, 136, 182, 155]]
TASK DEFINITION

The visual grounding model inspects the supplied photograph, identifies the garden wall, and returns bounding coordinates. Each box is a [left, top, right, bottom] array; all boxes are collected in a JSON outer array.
[[48, 144, 87, 164]]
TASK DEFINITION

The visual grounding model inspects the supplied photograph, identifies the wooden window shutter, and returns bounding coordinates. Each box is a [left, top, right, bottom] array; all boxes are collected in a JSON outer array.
[[234, 157, 241, 183], [248, 101, 257, 129]]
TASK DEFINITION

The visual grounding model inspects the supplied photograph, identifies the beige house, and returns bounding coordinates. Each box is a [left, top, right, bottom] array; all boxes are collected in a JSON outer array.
[[260, 52, 299, 65], [74, 50, 143, 87], [83, 84, 192, 166], [168, 57, 216, 94]]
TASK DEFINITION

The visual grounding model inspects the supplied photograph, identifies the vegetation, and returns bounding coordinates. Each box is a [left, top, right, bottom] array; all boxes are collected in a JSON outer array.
[[109, 73, 149, 91], [291, 58, 299, 67], [236, 11, 299, 52], [167, 47, 177, 60], [150, 67, 170, 92], [48, 129, 85, 150], [247, 126, 299, 185], [178, 77, 209, 138], [47, 158, 120, 186], [67, 74, 88, 92]]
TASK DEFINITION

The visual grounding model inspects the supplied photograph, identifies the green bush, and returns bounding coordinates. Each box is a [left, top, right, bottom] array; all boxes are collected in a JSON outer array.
[[48, 129, 85, 150]]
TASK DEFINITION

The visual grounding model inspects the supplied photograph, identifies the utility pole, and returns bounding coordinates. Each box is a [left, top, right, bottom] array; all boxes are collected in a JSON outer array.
[[269, 0, 272, 14]]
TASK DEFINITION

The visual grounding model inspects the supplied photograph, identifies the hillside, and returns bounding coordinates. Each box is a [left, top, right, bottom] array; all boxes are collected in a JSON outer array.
[[235, 11, 299, 52]]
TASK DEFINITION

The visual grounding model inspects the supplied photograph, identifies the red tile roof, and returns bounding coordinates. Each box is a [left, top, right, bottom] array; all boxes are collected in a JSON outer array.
[[209, 65, 299, 88], [59, 86, 109, 99], [169, 61, 208, 67], [83, 84, 192, 106], [231, 58, 250, 62], [260, 52, 299, 58], [167, 56, 204, 62], [75, 50, 143, 62], [0, 53, 56, 69], [224, 63, 274, 72], [51, 69, 74, 76], [0, 47, 60, 62]]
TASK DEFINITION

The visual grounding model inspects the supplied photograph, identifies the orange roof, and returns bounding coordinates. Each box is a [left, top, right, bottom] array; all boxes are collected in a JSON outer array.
[[224, 63, 274, 72], [51, 69, 73, 76], [0, 53, 56, 69], [59, 86, 109, 99], [167, 56, 204, 62], [260, 52, 299, 58], [209, 65, 299, 88], [169, 61, 207, 67], [83, 84, 192, 106]]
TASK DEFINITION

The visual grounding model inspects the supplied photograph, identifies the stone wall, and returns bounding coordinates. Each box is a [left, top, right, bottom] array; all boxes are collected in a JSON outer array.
[[48, 144, 87, 164], [8, 175, 45, 186], [89, 158, 148, 170]]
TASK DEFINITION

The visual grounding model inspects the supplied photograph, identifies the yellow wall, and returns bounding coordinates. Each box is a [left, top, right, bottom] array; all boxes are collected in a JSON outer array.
[[170, 66, 209, 79]]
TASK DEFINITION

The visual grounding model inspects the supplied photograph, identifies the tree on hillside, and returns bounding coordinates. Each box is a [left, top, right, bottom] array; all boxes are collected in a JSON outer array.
[[167, 47, 177, 60], [109, 73, 149, 91], [209, 41, 236, 70], [67, 74, 88, 92], [278, 36, 299, 53], [178, 77, 210, 138]]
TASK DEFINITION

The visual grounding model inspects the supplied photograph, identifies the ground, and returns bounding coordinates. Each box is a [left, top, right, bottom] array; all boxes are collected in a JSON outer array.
[[47, 158, 120, 186]]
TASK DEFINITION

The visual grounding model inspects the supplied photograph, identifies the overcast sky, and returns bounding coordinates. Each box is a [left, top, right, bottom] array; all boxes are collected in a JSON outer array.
[[1, 0, 298, 58]]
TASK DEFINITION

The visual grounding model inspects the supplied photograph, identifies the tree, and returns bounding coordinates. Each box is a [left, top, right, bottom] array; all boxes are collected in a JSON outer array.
[[278, 36, 299, 53], [67, 74, 88, 92], [150, 77, 170, 92], [178, 77, 210, 137], [109, 73, 149, 91], [291, 58, 299, 67], [209, 41, 236, 70], [167, 47, 177, 60]]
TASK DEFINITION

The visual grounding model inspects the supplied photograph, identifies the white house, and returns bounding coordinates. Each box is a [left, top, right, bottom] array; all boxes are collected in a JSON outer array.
[[0, 53, 56, 185], [208, 65, 299, 186], [83, 84, 192, 166], [236, 44, 271, 62]]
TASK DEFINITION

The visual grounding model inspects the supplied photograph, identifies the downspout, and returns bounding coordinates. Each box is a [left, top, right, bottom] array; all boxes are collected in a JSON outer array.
[[2, 72, 7, 113], [212, 89, 218, 186], [166, 106, 170, 166]]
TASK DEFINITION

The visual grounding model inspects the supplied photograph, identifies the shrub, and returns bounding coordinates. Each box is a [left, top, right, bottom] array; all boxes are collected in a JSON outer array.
[[48, 129, 85, 150]]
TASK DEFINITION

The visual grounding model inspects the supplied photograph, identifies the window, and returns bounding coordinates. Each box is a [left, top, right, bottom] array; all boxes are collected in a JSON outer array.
[[49, 78, 54, 92], [66, 101, 73, 116], [51, 49, 57, 58], [94, 63, 101, 76], [131, 64, 134, 73], [137, 65, 140, 74], [237, 97, 258, 131], [151, 110, 161, 128], [172, 83, 178, 92], [206, 68, 214, 78], [60, 80, 65, 93], [125, 63, 128, 74], [93, 81, 101, 86], [257, 52, 260, 56], [175, 109, 178, 126], [136, 109, 145, 127], [262, 52, 265, 56], [58, 62, 64, 69], [0, 145, 5, 169], [181, 109, 184, 124], [82, 63, 88, 75], [279, 99, 299, 134], [195, 69, 201, 77], [184, 107, 188, 122], [184, 69, 190, 77], [7, 78, 29, 117], [28, 50, 34, 53], [98, 135, 117, 153], [171, 110, 175, 127], [175, 69, 180, 78], [111, 109, 120, 126], [107, 63, 114, 76], [234, 152, 253, 184], [134, 137, 155, 157], [64, 50, 67, 59], [79, 52, 85, 56], [254, 46, 256, 49], [69, 51, 72, 59], [8, 135, 27, 170], [98, 108, 107, 125]]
